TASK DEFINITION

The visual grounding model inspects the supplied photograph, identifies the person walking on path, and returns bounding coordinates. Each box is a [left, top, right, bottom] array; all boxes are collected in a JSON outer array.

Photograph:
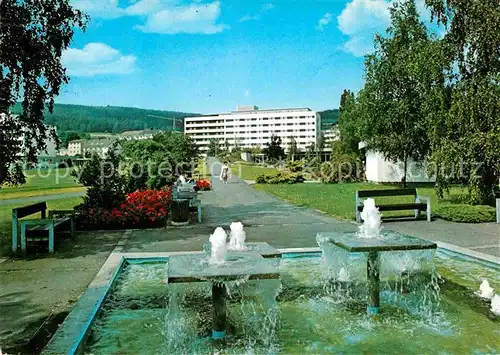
[[220, 162, 231, 184]]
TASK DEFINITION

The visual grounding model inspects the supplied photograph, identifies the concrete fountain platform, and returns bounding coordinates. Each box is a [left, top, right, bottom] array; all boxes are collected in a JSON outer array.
[[203, 241, 281, 259], [318, 231, 437, 253], [168, 251, 279, 283]]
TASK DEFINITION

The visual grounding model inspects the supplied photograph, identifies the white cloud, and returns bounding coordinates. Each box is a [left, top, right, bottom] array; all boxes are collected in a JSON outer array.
[[239, 3, 275, 22], [337, 0, 442, 57], [244, 89, 250, 97], [71, 0, 125, 19], [62, 43, 137, 76], [337, 0, 392, 56], [125, 0, 164, 15], [316, 13, 333, 31], [71, 0, 228, 35], [135, 1, 228, 34]]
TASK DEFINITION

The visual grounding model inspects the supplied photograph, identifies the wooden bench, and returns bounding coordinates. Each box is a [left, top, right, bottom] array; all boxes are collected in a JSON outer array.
[[356, 189, 431, 222], [12, 202, 75, 254]]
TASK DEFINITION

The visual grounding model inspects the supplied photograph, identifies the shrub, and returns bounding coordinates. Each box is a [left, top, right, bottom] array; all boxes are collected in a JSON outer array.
[[73, 149, 126, 210], [320, 153, 362, 183], [256, 171, 304, 184], [256, 174, 269, 184], [434, 204, 495, 223], [286, 160, 305, 172], [77, 188, 173, 229], [195, 179, 212, 191]]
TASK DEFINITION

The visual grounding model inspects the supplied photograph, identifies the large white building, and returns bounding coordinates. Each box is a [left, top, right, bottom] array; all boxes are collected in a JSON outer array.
[[0, 113, 58, 157], [184, 105, 320, 154]]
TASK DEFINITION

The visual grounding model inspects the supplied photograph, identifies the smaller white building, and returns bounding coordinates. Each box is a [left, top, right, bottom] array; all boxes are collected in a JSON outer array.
[[364, 150, 435, 183], [120, 129, 158, 140], [67, 140, 83, 156]]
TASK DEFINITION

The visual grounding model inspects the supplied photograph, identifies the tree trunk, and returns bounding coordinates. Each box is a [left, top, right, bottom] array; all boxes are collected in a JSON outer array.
[[402, 154, 408, 188]]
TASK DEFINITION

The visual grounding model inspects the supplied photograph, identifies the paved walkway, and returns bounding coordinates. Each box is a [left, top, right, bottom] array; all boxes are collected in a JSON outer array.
[[123, 159, 358, 253], [124, 158, 499, 256]]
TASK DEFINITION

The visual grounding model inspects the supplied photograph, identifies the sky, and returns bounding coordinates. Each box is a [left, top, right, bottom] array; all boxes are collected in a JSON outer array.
[[58, 0, 438, 114]]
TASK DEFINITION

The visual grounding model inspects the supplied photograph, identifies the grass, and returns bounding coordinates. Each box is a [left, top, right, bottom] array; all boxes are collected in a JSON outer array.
[[231, 162, 278, 181], [195, 159, 211, 179], [254, 182, 496, 223], [0, 168, 83, 200], [0, 196, 84, 256]]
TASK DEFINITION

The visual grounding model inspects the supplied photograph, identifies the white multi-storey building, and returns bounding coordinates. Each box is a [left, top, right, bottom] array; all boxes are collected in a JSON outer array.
[[184, 106, 320, 154]]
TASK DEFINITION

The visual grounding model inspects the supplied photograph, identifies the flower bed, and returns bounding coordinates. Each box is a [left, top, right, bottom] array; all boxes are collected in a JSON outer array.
[[195, 179, 212, 191], [78, 188, 173, 229]]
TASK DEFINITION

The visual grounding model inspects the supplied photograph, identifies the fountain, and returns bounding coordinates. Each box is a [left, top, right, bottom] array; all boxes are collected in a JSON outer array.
[[476, 279, 495, 299], [491, 294, 500, 316], [209, 227, 228, 265], [317, 198, 437, 315], [167, 225, 280, 343], [228, 222, 247, 251]]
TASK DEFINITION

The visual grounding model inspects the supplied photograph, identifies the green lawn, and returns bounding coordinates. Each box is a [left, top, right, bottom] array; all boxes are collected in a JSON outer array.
[[231, 162, 278, 180], [0, 168, 83, 200], [0, 196, 84, 256], [195, 159, 211, 179], [254, 182, 496, 222]]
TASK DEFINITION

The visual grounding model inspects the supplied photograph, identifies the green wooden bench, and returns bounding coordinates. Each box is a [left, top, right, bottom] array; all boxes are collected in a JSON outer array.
[[356, 188, 431, 222], [12, 202, 75, 254]]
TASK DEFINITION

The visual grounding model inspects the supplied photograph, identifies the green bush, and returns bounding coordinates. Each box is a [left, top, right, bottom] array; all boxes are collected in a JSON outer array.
[[434, 204, 496, 223], [320, 153, 362, 183], [286, 160, 305, 172], [256, 171, 305, 184], [73, 148, 126, 210]]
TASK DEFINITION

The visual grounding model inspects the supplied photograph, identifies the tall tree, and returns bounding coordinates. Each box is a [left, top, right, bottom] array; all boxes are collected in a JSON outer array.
[[207, 138, 220, 156], [0, 0, 87, 185], [337, 89, 361, 154], [262, 134, 285, 161], [360, 0, 445, 187], [426, 0, 500, 204], [287, 136, 299, 161]]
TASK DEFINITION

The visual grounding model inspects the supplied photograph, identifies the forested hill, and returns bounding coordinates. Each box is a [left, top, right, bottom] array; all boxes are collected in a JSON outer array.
[[319, 109, 339, 130], [10, 103, 199, 133]]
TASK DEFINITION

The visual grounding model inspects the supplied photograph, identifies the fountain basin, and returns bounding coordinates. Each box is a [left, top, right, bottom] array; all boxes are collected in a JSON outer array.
[[42, 247, 500, 355]]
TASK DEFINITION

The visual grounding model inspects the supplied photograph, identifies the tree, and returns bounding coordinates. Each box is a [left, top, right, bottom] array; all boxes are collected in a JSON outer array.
[[337, 89, 361, 154], [262, 134, 285, 161], [316, 131, 325, 153], [73, 146, 125, 210], [122, 132, 199, 189], [0, 0, 87, 186], [359, 0, 446, 187], [60, 132, 83, 148], [287, 136, 299, 161], [425, 0, 500, 204], [207, 138, 220, 156], [305, 142, 316, 161]]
